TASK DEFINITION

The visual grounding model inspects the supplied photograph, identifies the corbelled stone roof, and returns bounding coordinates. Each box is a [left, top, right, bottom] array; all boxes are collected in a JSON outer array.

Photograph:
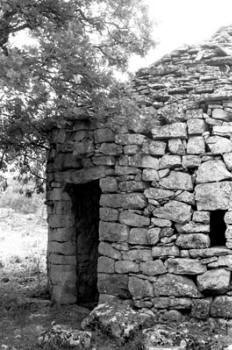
[[130, 25, 232, 126]]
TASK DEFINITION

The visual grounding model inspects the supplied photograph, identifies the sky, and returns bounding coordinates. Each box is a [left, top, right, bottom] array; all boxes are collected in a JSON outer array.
[[129, 0, 232, 72]]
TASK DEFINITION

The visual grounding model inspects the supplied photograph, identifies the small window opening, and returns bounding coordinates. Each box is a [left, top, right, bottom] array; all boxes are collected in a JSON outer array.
[[210, 210, 226, 246]]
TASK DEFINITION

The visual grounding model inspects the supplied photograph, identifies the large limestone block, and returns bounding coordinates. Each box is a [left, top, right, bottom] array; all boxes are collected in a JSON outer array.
[[213, 125, 232, 137], [153, 274, 201, 298], [115, 260, 139, 273], [168, 138, 185, 155], [100, 193, 146, 209], [100, 208, 119, 222], [98, 273, 129, 298], [206, 136, 232, 154], [98, 242, 121, 260], [196, 160, 232, 183], [152, 123, 187, 140], [187, 118, 206, 135], [167, 258, 206, 275], [189, 247, 232, 258], [98, 256, 115, 273], [100, 177, 117, 192], [175, 222, 209, 233], [208, 255, 232, 268], [119, 211, 150, 227], [129, 228, 149, 245], [141, 156, 160, 169], [176, 234, 210, 249], [210, 296, 232, 318], [56, 166, 114, 184], [142, 169, 159, 181], [122, 249, 152, 262], [99, 221, 129, 242], [142, 141, 166, 156], [153, 200, 192, 223], [129, 276, 153, 299], [195, 182, 232, 210], [212, 108, 230, 121], [192, 211, 210, 223], [197, 268, 230, 293], [182, 155, 201, 168], [144, 188, 174, 201], [159, 171, 193, 191], [159, 155, 182, 169], [140, 260, 167, 276], [152, 246, 179, 258], [115, 133, 145, 145], [187, 136, 205, 154], [119, 181, 145, 192]]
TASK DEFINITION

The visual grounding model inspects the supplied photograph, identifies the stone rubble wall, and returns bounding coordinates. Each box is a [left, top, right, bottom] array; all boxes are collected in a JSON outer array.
[[47, 26, 232, 319]]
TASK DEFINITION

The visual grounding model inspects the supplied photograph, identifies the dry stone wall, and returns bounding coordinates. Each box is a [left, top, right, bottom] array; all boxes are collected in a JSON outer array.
[[47, 26, 232, 319]]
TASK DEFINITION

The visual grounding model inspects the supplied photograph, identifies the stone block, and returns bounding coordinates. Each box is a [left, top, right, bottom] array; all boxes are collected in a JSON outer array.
[[73, 140, 94, 156], [99, 208, 119, 221], [225, 211, 232, 224], [63, 166, 114, 184], [48, 227, 76, 242], [151, 218, 172, 227], [153, 200, 192, 223], [119, 181, 145, 192], [152, 246, 179, 258], [187, 119, 206, 135], [159, 171, 193, 191], [49, 254, 76, 265], [187, 136, 205, 154], [196, 160, 232, 183], [144, 188, 174, 201], [98, 256, 115, 273], [189, 247, 232, 258], [124, 145, 140, 154], [175, 222, 209, 233], [49, 265, 76, 285], [153, 274, 201, 298], [182, 155, 201, 168], [99, 221, 129, 242], [197, 269, 230, 293], [48, 241, 76, 255], [223, 152, 232, 170], [142, 141, 166, 156], [98, 242, 121, 260], [128, 276, 153, 299], [98, 273, 130, 298], [152, 123, 187, 140], [206, 136, 232, 154], [142, 169, 159, 181], [94, 128, 114, 143], [167, 258, 206, 275], [122, 249, 152, 262], [191, 298, 212, 319], [147, 228, 161, 245], [176, 234, 210, 249], [168, 139, 185, 155], [207, 255, 232, 268], [47, 189, 71, 201], [210, 296, 232, 318], [115, 133, 145, 145], [119, 211, 150, 227], [195, 182, 232, 210], [213, 125, 232, 137], [159, 155, 182, 169], [115, 166, 140, 175], [158, 169, 170, 178], [212, 108, 230, 121], [115, 260, 139, 273], [140, 260, 167, 276], [92, 156, 115, 166], [99, 143, 122, 155], [141, 156, 159, 169], [192, 211, 210, 223], [51, 284, 77, 304], [100, 193, 146, 209], [100, 177, 117, 192], [129, 228, 149, 245], [152, 297, 192, 310]]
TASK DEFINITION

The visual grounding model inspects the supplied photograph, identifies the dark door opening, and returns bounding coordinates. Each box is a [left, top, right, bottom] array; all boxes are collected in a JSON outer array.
[[210, 210, 226, 246], [67, 180, 101, 308]]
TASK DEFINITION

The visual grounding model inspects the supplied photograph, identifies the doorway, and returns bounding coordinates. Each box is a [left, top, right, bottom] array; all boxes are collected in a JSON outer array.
[[210, 210, 226, 246], [66, 180, 101, 307]]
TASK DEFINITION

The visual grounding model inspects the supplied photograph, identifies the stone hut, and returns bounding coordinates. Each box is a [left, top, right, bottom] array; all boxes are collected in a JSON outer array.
[[47, 26, 232, 319]]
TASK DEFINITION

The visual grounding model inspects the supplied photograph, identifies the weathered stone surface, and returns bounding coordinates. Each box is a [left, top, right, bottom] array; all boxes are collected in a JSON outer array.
[[187, 119, 206, 135], [122, 249, 152, 262], [197, 268, 230, 293], [195, 181, 232, 210], [147, 228, 161, 245], [98, 274, 129, 298], [225, 211, 232, 224], [118, 181, 145, 192], [48, 215, 75, 229], [100, 207, 119, 222], [115, 133, 145, 145], [98, 242, 121, 260], [208, 255, 232, 268], [213, 125, 232, 137], [182, 155, 201, 168], [192, 211, 210, 223], [152, 123, 187, 140], [140, 260, 167, 276], [144, 188, 174, 200], [225, 226, 232, 248], [119, 211, 150, 227], [152, 297, 192, 310], [93, 155, 115, 166], [175, 191, 195, 205], [196, 160, 232, 183], [151, 218, 172, 227], [73, 140, 94, 156], [142, 169, 159, 181], [115, 260, 139, 273], [168, 139, 185, 155], [167, 258, 206, 275], [48, 227, 76, 242], [191, 299, 212, 319], [99, 143, 122, 155], [223, 152, 232, 170], [189, 247, 232, 258], [159, 171, 193, 191], [124, 145, 139, 155], [129, 228, 149, 245], [49, 254, 76, 265], [99, 221, 129, 242], [176, 234, 210, 249], [100, 193, 146, 209], [142, 325, 188, 349], [206, 136, 232, 154], [153, 274, 201, 298], [100, 177, 117, 192], [97, 256, 115, 273], [159, 155, 182, 169], [141, 156, 160, 169], [212, 108, 230, 121], [55, 166, 114, 184], [94, 128, 114, 143], [187, 136, 205, 154], [210, 296, 232, 318], [115, 166, 140, 175], [175, 222, 209, 233], [153, 201, 192, 223], [48, 241, 76, 255], [152, 246, 179, 258], [129, 276, 153, 299], [142, 141, 166, 156]]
